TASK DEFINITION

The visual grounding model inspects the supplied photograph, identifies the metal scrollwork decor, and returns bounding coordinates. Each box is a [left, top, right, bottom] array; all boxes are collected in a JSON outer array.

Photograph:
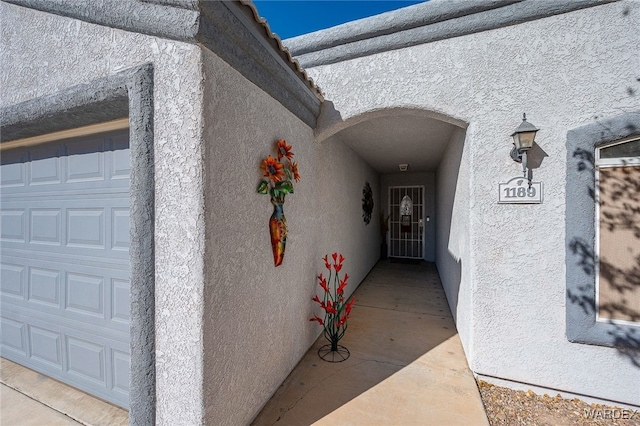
[[362, 181, 374, 225]]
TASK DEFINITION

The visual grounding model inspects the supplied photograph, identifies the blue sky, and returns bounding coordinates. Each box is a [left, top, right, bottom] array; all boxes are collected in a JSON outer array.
[[253, 1, 426, 39]]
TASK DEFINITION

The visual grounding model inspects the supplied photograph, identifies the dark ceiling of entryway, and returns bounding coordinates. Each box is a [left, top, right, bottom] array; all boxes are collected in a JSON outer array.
[[333, 115, 458, 174]]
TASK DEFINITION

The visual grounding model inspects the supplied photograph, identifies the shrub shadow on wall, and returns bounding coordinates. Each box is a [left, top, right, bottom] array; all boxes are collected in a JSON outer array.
[[567, 117, 640, 368]]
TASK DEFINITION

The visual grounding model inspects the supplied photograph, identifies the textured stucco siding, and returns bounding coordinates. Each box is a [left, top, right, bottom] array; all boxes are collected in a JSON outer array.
[[436, 128, 469, 341], [201, 50, 380, 425], [1, 3, 206, 423], [302, 1, 640, 406]]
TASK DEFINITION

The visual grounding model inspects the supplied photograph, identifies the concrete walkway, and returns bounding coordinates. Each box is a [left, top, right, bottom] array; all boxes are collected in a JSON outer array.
[[252, 260, 489, 426], [0, 358, 128, 426], [1, 261, 487, 426]]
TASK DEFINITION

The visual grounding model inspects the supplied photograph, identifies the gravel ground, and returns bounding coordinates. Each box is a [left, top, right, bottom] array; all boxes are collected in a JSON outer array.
[[477, 380, 639, 426]]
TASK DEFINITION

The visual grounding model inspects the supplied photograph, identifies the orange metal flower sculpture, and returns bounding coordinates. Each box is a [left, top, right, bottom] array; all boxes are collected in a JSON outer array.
[[276, 139, 294, 161], [260, 155, 285, 183], [291, 161, 301, 182], [257, 140, 299, 266], [310, 252, 355, 362]]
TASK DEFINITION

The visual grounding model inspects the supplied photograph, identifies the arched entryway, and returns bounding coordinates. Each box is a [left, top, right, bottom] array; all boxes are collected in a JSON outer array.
[[316, 106, 468, 321]]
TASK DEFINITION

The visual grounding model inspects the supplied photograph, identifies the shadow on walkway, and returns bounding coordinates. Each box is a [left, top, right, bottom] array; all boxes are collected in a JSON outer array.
[[252, 260, 488, 425]]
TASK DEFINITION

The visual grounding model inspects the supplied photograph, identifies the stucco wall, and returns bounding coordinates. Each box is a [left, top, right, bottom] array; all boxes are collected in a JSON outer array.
[[435, 128, 467, 333], [200, 50, 380, 425], [301, 1, 640, 406], [1, 3, 206, 423], [380, 172, 436, 261]]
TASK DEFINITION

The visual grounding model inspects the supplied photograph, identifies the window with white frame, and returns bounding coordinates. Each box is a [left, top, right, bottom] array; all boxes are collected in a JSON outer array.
[[595, 137, 640, 324], [565, 111, 640, 348]]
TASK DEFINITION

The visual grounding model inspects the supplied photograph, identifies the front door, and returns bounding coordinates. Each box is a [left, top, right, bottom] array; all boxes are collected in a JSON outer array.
[[388, 186, 424, 259]]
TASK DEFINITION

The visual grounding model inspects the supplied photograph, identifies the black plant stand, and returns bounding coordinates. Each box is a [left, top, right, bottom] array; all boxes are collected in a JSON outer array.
[[318, 344, 350, 362]]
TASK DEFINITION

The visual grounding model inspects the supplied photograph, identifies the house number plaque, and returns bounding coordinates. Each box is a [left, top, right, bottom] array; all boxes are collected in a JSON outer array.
[[498, 177, 543, 204]]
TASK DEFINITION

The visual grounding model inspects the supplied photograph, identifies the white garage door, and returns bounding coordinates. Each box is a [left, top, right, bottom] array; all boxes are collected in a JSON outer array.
[[0, 129, 130, 408]]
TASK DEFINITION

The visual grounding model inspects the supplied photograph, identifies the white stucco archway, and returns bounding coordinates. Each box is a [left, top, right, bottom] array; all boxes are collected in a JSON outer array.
[[315, 105, 468, 145], [315, 105, 469, 329]]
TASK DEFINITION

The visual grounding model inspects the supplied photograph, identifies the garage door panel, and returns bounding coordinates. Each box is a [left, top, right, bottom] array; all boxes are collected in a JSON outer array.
[[0, 150, 27, 187], [1, 130, 130, 408], [29, 145, 62, 186], [1, 181, 129, 197], [66, 271, 105, 317], [29, 324, 64, 368], [2, 256, 129, 334], [65, 137, 105, 183], [1, 304, 128, 345], [1, 262, 25, 298], [67, 335, 106, 385], [111, 278, 130, 324], [28, 266, 61, 307], [112, 349, 130, 395], [1, 136, 130, 196], [1, 311, 130, 407], [67, 208, 105, 249], [30, 208, 62, 245], [111, 134, 130, 179], [1, 199, 129, 260], [1, 317, 27, 354], [63, 271, 130, 332], [1, 209, 26, 242], [2, 248, 128, 272], [112, 208, 130, 251]]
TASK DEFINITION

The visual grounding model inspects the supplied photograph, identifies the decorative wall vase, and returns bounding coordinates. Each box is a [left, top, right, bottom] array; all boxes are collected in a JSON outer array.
[[257, 140, 299, 267], [269, 200, 287, 267]]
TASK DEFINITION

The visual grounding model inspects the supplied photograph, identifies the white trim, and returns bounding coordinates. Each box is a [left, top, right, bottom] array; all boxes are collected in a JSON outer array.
[[594, 167, 602, 321], [1, 118, 130, 151], [597, 317, 640, 327], [595, 135, 640, 167]]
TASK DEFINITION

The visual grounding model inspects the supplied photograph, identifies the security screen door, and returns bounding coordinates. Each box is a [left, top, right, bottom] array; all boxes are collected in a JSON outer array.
[[388, 186, 424, 259]]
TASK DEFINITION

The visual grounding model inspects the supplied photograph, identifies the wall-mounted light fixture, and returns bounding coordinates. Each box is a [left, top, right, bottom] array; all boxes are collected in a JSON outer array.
[[510, 113, 538, 180]]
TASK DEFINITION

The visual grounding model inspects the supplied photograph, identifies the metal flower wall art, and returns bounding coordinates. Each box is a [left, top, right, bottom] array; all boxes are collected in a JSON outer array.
[[362, 181, 374, 224], [310, 253, 356, 362], [257, 140, 300, 267]]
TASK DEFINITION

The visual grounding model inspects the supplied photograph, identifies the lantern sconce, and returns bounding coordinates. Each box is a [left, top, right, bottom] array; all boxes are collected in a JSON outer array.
[[510, 113, 539, 182]]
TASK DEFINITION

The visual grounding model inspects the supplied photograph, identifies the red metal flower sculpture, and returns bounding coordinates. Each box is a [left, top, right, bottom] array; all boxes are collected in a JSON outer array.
[[310, 252, 355, 362], [257, 140, 299, 266]]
